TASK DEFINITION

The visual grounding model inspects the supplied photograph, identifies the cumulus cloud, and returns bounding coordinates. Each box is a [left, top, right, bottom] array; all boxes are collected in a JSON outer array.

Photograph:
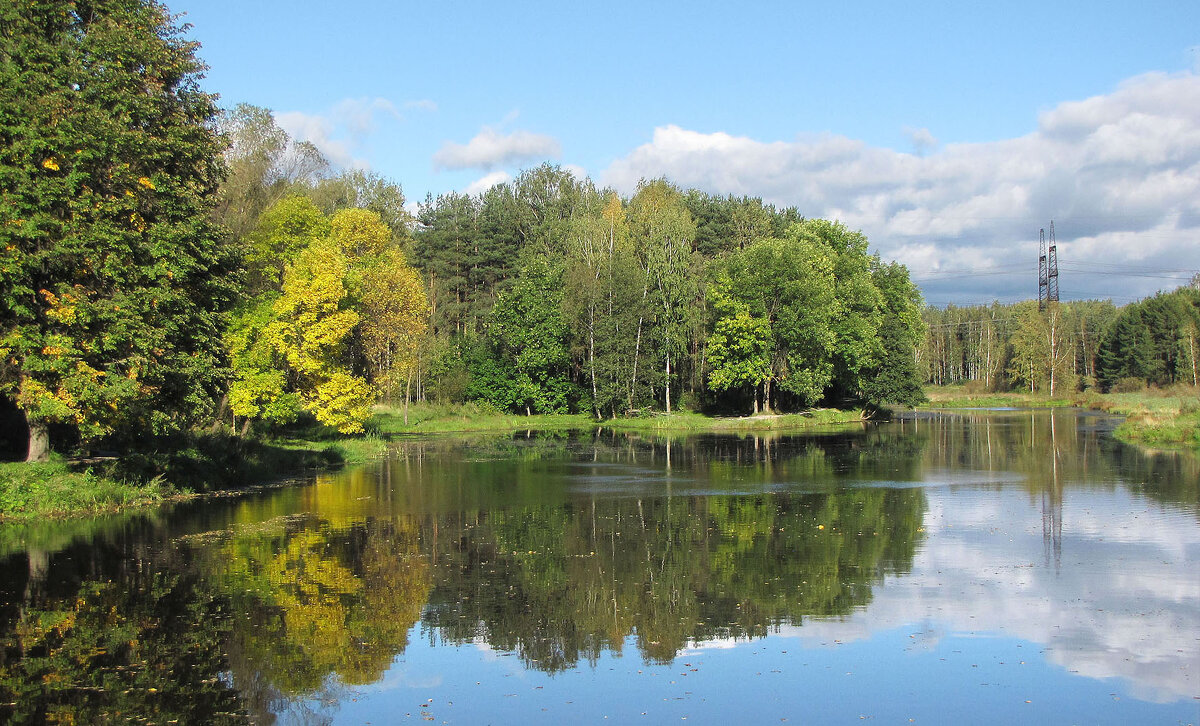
[[903, 126, 939, 156], [274, 110, 363, 170], [274, 96, 406, 171], [601, 71, 1200, 303], [463, 170, 512, 196], [434, 127, 562, 171]]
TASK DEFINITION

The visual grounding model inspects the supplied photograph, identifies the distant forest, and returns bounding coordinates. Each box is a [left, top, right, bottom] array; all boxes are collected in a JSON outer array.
[[920, 290, 1199, 395]]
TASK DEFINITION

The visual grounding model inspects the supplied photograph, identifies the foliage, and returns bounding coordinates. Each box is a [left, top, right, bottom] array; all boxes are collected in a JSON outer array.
[[717, 234, 838, 409], [470, 259, 577, 414], [1098, 288, 1200, 391], [0, 0, 238, 458], [705, 275, 771, 404], [629, 179, 699, 413], [228, 201, 428, 434], [361, 248, 429, 398], [213, 103, 327, 237]]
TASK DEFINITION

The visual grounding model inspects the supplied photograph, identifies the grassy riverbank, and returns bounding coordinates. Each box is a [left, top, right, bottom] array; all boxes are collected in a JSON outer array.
[[923, 384, 1200, 448], [0, 428, 391, 521], [371, 402, 868, 435], [1, 403, 875, 520]]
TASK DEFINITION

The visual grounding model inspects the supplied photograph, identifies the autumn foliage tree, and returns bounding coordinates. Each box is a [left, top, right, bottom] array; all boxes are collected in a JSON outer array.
[[0, 0, 237, 460], [226, 199, 428, 433]]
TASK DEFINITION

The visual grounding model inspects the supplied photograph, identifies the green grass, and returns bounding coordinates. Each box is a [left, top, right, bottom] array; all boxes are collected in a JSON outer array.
[[921, 384, 1074, 409], [371, 401, 595, 434], [0, 457, 169, 520], [1113, 412, 1200, 447], [602, 408, 867, 432], [1077, 386, 1200, 448], [369, 401, 869, 435]]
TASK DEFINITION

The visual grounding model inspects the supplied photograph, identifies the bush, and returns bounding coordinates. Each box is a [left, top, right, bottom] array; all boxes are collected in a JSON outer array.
[[1111, 377, 1146, 394]]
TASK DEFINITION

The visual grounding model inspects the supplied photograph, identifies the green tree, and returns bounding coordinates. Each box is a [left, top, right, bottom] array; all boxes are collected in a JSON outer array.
[[861, 261, 926, 408], [0, 0, 239, 460], [719, 236, 838, 410], [242, 195, 330, 295], [1007, 301, 1050, 392], [628, 179, 698, 413], [473, 259, 576, 415], [790, 220, 883, 403], [225, 294, 298, 431], [310, 169, 411, 239], [213, 103, 327, 238], [705, 275, 771, 412]]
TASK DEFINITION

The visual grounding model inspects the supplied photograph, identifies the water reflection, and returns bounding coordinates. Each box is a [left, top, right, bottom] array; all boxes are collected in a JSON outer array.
[[1, 410, 1197, 723]]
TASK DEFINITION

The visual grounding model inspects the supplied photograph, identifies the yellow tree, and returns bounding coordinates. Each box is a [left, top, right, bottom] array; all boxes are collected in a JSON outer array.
[[267, 239, 374, 433], [361, 248, 429, 424]]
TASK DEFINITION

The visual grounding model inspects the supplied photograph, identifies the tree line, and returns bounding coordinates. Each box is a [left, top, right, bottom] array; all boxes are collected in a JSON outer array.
[[1, 0, 926, 462], [409, 169, 925, 419], [919, 287, 1200, 394], [7, 0, 1191, 464]]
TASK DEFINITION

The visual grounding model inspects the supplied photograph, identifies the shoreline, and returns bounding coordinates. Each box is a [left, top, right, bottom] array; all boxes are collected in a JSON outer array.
[[4, 395, 1194, 522]]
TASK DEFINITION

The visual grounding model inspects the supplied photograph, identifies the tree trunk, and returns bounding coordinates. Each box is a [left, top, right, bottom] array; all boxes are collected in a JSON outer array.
[[628, 275, 651, 413], [25, 416, 50, 463], [589, 304, 600, 419], [1189, 330, 1198, 386], [664, 352, 671, 414], [404, 371, 413, 426]]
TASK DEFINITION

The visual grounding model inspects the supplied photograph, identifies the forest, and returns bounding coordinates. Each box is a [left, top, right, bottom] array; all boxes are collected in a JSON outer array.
[[0, 1, 928, 464], [919, 289, 1199, 395], [2, 0, 1197, 466]]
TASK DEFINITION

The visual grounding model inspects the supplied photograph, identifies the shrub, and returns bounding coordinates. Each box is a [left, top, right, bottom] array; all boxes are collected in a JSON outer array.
[[1111, 377, 1145, 394]]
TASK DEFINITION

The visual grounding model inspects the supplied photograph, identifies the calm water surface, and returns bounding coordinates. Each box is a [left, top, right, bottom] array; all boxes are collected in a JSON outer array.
[[1, 410, 1197, 724]]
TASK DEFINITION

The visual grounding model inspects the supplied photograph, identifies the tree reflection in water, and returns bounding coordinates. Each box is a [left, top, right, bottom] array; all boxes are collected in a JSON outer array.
[[1, 412, 1196, 723]]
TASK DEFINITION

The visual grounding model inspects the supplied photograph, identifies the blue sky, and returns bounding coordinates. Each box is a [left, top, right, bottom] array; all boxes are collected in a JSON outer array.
[[179, 0, 1200, 305]]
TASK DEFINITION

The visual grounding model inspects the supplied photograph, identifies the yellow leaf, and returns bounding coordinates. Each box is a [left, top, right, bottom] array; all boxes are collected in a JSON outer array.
[[137, 176, 155, 190], [42, 158, 60, 171]]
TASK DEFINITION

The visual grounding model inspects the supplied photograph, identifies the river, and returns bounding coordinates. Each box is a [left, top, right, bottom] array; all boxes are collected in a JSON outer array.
[[1, 409, 1197, 724]]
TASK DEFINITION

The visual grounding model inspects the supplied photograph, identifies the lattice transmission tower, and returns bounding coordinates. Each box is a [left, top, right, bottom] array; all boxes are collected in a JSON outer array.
[[1038, 221, 1059, 311]]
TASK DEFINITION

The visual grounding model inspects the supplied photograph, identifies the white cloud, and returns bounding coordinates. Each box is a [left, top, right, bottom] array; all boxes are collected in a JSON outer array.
[[600, 71, 1200, 303], [331, 97, 402, 136], [405, 99, 438, 112], [434, 127, 562, 171], [463, 170, 511, 196], [562, 163, 589, 182], [274, 96, 405, 172], [274, 110, 363, 170], [903, 126, 939, 156]]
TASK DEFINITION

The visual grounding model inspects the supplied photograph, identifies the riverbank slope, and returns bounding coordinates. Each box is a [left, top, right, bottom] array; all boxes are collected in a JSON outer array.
[[0, 404, 870, 520]]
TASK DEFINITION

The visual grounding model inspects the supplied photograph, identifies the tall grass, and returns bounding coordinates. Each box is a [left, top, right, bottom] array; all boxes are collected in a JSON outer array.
[[0, 458, 168, 520]]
